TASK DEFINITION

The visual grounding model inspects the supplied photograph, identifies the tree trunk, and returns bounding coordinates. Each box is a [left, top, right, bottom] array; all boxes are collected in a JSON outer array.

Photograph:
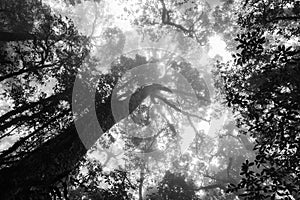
[[0, 124, 86, 199], [139, 161, 146, 200], [0, 83, 165, 199]]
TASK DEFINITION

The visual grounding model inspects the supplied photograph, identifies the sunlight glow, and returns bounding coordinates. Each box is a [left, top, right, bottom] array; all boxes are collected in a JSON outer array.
[[208, 35, 231, 61], [107, 0, 135, 31]]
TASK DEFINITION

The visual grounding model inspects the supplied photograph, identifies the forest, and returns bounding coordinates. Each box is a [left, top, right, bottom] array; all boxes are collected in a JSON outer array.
[[0, 0, 299, 199]]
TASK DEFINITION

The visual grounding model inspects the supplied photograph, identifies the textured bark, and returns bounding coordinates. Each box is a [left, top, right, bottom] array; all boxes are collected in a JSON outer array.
[[0, 83, 166, 199], [0, 124, 86, 199]]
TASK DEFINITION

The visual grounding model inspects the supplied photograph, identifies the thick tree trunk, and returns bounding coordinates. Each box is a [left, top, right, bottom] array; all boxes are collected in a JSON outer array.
[[0, 124, 86, 199], [0, 83, 166, 199], [0, 98, 114, 199]]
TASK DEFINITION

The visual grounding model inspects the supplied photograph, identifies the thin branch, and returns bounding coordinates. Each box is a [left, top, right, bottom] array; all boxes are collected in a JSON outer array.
[[123, 173, 137, 190], [170, 88, 210, 102], [89, 2, 99, 38], [194, 183, 227, 191], [227, 157, 233, 179], [0, 88, 70, 126], [187, 115, 199, 134], [0, 125, 20, 140], [0, 110, 69, 162], [158, 0, 192, 34], [153, 94, 210, 122], [139, 161, 145, 200], [202, 173, 230, 184], [158, 0, 206, 46], [0, 62, 60, 82], [265, 15, 300, 23], [238, 134, 254, 151]]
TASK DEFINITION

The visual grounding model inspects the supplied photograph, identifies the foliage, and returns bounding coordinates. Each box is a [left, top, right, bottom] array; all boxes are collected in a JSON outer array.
[[0, 0, 89, 167], [0, 20, 213, 199], [0, 0, 90, 199], [122, 0, 237, 47], [146, 171, 200, 200], [215, 1, 300, 199], [5, 0, 299, 200], [68, 159, 135, 200], [95, 51, 211, 199]]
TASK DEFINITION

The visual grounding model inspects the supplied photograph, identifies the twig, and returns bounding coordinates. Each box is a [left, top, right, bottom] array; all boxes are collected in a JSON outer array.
[[154, 94, 210, 122]]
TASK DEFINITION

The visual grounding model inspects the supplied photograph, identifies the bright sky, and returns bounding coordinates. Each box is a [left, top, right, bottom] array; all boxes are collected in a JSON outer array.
[[108, 0, 133, 31], [208, 35, 232, 61], [107, 0, 232, 62]]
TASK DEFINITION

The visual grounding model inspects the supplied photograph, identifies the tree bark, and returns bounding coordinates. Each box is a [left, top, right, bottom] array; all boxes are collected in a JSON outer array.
[[0, 124, 85, 199], [0, 83, 166, 199]]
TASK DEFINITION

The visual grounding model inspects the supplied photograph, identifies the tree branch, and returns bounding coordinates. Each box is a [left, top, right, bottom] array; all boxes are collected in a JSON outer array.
[[89, 2, 99, 38], [194, 183, 227, 191], [170, 89, 210, 102], [153, 94, 210, 122], [0, 110, 69, 163], [0, 63, 60, 82], [158, 0, 193, 34], [266, 15, 300, 23]]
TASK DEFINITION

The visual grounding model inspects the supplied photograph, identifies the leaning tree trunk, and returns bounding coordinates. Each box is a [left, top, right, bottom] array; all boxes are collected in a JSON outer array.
[[0, 123, 86, 200], [0, 83, 166, 200], [0, 97, 115, 200]]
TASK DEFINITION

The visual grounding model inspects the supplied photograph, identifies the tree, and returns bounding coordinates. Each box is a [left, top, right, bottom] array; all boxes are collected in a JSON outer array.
[[168, 116, 254, 200], [67, 159, 135, 200], [95, 51, 211, 200], [0, 0, 47, 41], [0, 14, 210, 197], [47, 0, 127, 72], [123, 0, 213, 44], [98, 57, 254, 199], [61, 0, 102, 6], [122, 0, 237, 47], [0, 1, 91, 199], [2, 1, 283, 199], [215, 0, 300, 199], [146, 171, 200, 200]]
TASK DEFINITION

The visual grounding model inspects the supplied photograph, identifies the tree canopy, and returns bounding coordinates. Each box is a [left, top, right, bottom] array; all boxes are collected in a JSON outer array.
[[1, 0, 300, 200], [215, 0, 300, 199]]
